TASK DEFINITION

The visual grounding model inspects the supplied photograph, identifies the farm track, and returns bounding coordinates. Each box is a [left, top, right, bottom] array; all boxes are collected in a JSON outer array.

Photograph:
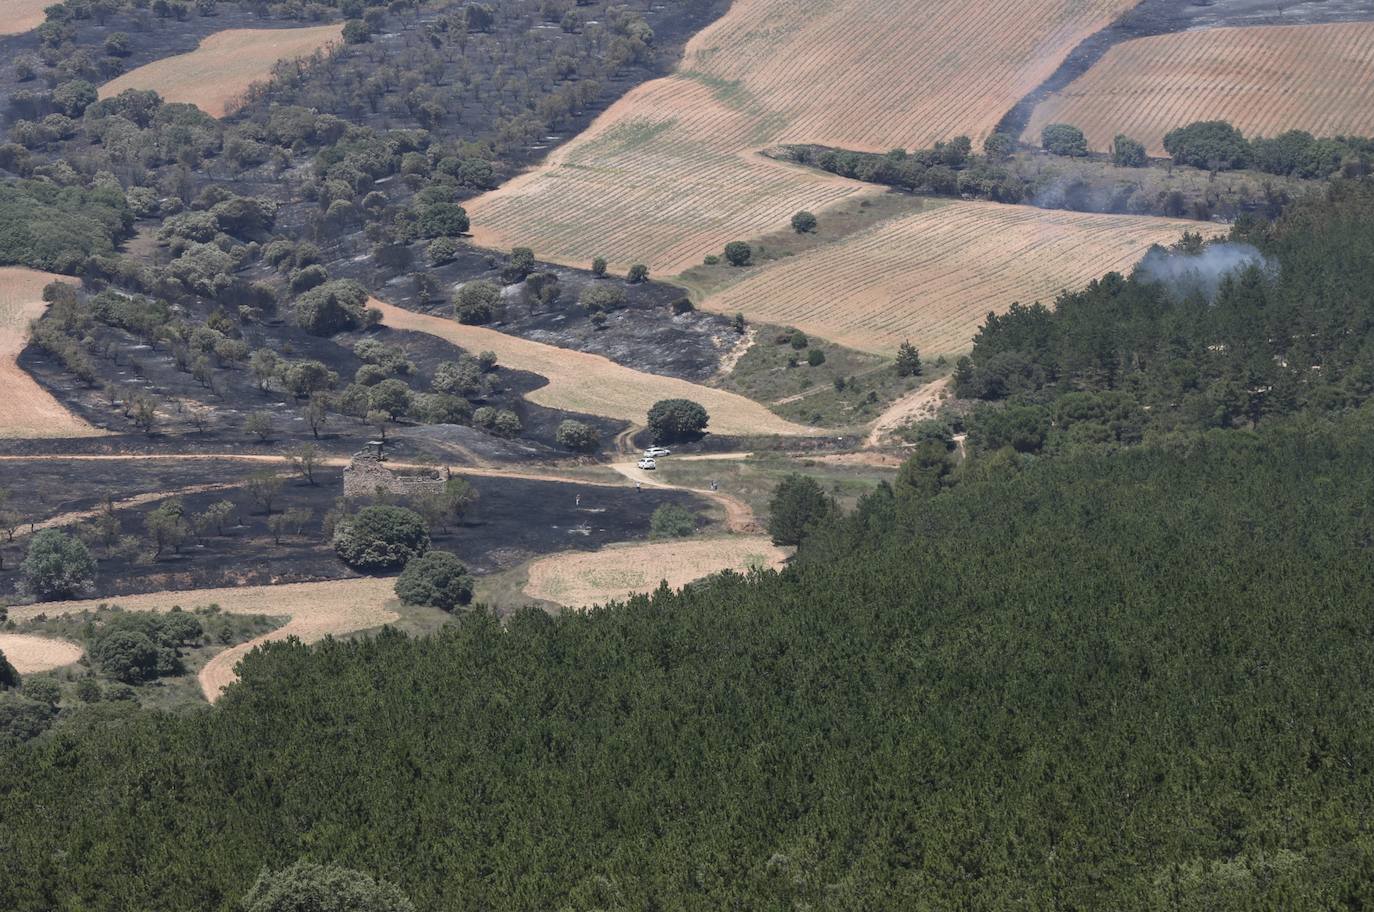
[[98, 24, 343, 117], [1022, 22, 1374, 155], [0, 268, 105, 440], [701, 202, 1200, 356], [466, 0, 1139, 274], [372, 299, 817, 437], [867, 377, 952, 447]]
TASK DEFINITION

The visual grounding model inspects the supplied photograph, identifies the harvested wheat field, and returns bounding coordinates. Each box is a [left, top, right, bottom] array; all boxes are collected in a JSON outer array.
[[466, 0, 1137, 274], [0, 633, 84, 674], [0, 267, 103, 439], [372, 299, 816, 437], [14, 577, 399, 700], [1023, 22, 1374, 156], [98, 24, 343, 117], [524, 536, 789, 609], [701, 202, 1199, 355], [1, 0, 49, 36]]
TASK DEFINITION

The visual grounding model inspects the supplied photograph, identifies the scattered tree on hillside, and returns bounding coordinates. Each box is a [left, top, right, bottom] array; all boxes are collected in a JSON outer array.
[[454, 280, 501, 325], [333, 505, 430, 571], [895, 341, 922, 377], [555, 420, 600, 452], [767, 474, 833, 547], [627, 263, 649, 283], [1112, 134, 1147, 168], [1041, 123, 1089, 157], [724, 241, 752, 266], [791, 210, 817, 233], [395, 551, 475, 611], [21, 530, 95, 599], [647, 399, 709, 443], [591, 256, 608, 278]]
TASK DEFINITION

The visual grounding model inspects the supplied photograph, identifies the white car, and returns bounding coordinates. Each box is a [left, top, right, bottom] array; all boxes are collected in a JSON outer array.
[[637, 457, 657, 470], [643, 446, 671, 458]]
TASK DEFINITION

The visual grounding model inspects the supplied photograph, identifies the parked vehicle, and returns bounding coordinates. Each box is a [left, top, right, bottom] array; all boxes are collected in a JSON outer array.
[[637, 457, 657, 470], [643, 446, 671, 458]]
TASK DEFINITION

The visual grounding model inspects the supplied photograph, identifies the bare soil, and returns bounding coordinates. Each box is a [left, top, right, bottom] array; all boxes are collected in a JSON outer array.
[[0, 632, 84, 674]]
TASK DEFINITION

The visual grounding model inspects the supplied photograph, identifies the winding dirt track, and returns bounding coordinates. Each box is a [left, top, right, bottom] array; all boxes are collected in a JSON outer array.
[[609, 459, 759, 532], [867, 377, 952, 447], [0, 633, 84, 674], [9, 577, 399, 701]]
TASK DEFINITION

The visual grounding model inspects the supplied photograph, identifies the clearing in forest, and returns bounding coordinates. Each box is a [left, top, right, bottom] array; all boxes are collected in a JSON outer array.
[[0, 633, 84, 674], [523, 536, 788, 609], [98, 24, 343, 118], [466, 0, 1138, 274], [371, 299, 817, 437], [0, 267, 104, 439], [1022, 22, 1374, 156], [15, 577, 399, 700], [701, 202, 1199, 356], [1, 1, 49, 36]]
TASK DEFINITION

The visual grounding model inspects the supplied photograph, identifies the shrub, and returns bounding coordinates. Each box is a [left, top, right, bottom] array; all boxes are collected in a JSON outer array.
[[333, 505, 430, 571], [671, 298, 694, 315], [1162, 120, 1251, 170], [91, 629, 159, 683], [591, 256, 607, 277], [427, 236, 459, 265], [293, 280, 369, 335], [579, 284, 626, 313], [394, 551, 474, 611], [21, 530, 95, 599], [368, 379, 413, 420], [723, 241, 752, 266], [412, 393, 472, 425], [1111, 134, 1147, 168], [627, 263, 649, 283], [703, 255, 720, 266], [1041, 123, 1088, 157], [790, 210, 817, 233], [555, 419, 600, 452], [789, 332, 809, 349], [647, 399, 709, 443], [650, 503, 697, 539], [806, 348, 825, 366], [240, 861, 414, 912], [895, 340, 922, 377]]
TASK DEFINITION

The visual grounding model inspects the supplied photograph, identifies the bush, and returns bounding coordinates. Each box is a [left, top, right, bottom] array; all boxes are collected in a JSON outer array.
[[789, 332, 809, 349], [394, 551, 474, 612], [333, 505, 430, 571], [647, 398, 709, 443], [21, 530, 95, 600], [91, 629, 159, 684], [671, 298, 694, 315], [1111, 134, 1147, 168], [650, 503, 697, 539], [703, 254, 720, 266], [293, 280, 370, 335], [579, 284, 627, 313], [790, 210, 817, 233], [555, 419, 600, 452], [591, 256, 607, 277], [241, 861, 414, 912], [1041, 123, 1088, 157], [427, 236, 459, 266], [767, 474, 833, 546], [723, 241, 752, 266], [806, 348, 825, 366], [1162, 120, 1251, 170], [627, 263, 649, 283]]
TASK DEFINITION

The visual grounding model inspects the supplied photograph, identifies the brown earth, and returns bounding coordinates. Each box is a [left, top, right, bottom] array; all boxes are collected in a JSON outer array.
[[372, 299, 817, 437], [13, 577, 398, 701], [465, 0, 1139, 274], [701, 202, 1201, 356], [0, 633, 84, 674], [98, 24, 343, 117], [0, 268, 105, 439], [1022, 22, 1374, 155], [867, 377, 952, 447], [523, 536, 788, 609]]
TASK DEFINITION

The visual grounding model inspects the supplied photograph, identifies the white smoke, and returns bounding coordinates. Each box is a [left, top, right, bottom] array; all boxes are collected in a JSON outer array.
[[1135, 242, 1274, 299]]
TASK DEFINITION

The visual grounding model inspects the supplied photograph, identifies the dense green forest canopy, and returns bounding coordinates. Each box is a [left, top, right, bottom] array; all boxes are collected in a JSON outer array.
[[954, 179, 1374, 452], [2, 413, 1373, 910], [0, 180, 130, 271]]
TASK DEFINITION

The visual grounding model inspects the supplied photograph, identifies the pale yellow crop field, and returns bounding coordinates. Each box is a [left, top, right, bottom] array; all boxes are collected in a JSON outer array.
[[1, 1, 49, 36]]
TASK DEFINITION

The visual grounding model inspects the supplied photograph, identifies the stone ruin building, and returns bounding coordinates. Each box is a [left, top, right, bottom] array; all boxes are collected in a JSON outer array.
[[342, 441, 448, 498]]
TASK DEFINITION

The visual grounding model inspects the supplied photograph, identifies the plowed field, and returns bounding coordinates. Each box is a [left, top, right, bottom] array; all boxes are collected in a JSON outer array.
[[466, 0, 1138, 274], [701, 202, 1199, 355], [98, 24, 343, 117], [0, 267, 104, 439], [1023, 22, 1374, 156]]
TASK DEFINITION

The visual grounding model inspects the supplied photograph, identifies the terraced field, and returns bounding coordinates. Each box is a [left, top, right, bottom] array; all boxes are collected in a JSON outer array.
[[1023, 22, 1374, 156], [98, 24, 343, 117], [371, 300, 817, 437], [702, 202, 1200, 355], [1, 1, 49, 36], [466, 0, 1139, 274], [0, 268, 103, 439]]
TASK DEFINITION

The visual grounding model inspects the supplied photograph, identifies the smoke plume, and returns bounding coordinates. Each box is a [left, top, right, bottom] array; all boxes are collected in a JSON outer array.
[[1135, 242, 1273, 299]]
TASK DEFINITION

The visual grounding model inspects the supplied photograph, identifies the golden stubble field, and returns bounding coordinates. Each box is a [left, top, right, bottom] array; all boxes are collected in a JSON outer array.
[[98, 24, 343, 117], [700, 202, 1200, 355], [1023, 22, 1374, 156], [371, 299, 818, 437], [12, 577, 400, 701], [0, 267, 105, 439], [0, 633, 84, 674], [1, 1, 49, 36], [466, 0, 1139, 274], [523, 536, 789, 609]]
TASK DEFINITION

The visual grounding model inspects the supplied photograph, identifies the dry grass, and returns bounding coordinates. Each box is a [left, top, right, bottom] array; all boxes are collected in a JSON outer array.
[[0, 633, 84, 674], [465, 0, 1137, 274], [0, 267, 104, 439], [15, 577, 399, 701], [1, 1, 49, 36], [372, 299, 817, 437], [700, 202, 1201, 355], [98, 24, 343, 117], [1023, 22, 1374, 156], [523, 536, 788, 608]]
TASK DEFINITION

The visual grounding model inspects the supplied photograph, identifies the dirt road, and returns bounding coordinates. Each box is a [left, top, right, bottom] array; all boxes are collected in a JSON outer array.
[[866, 376, 951, 447]]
